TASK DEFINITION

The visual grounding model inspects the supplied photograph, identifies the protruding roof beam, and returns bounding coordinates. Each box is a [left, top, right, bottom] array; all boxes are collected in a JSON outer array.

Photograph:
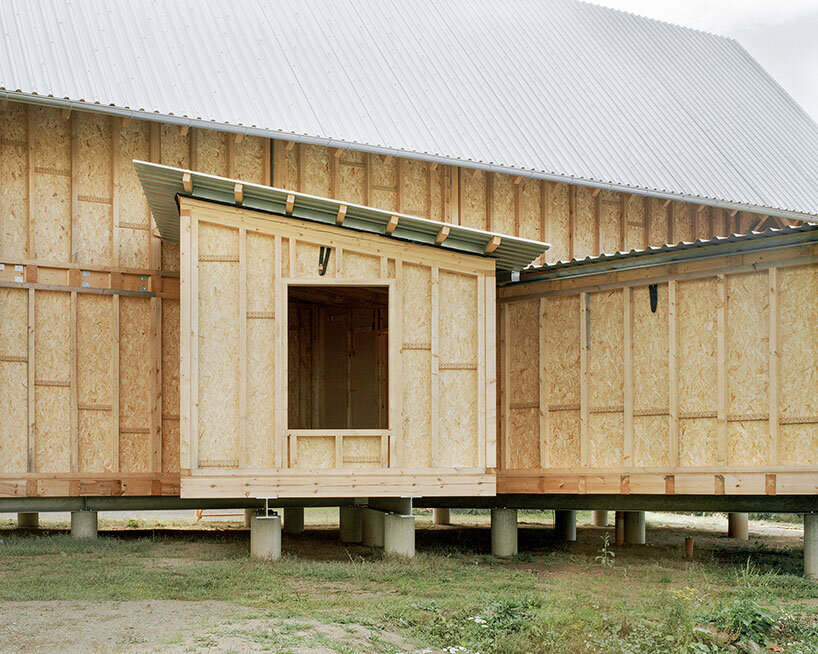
[[182, 172, 192, 193], [436, 224, 450, 244], [386, 215, 399, 235], [336, 204, 347, 225], [485, 235, 501, 253], [285, 193, 295, 214], [179, 124, 189, 136], [234, 182, 243, 205]]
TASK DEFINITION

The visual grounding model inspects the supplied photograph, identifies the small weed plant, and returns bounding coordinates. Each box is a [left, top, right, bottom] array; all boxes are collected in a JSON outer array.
[[594, 533, 615, 568]]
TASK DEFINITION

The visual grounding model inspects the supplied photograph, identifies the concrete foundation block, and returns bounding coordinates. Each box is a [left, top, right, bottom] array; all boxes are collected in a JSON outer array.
[[362, 508, 385, 547], [17, 512, 39, 529], [283, 507, 305, 534], [384, 513, 415, 557], [433, 508, 451, 525], [339, 506, 363, 543], [591, 510, 609, 527], [728, 512, 749, 540], [554, 509, 576, 542], [250, 514, 282, 560], [624, 511, 646, 545], [491, 508, 518, 557], [70, 511, 98, 539], [805, 513, 818, 580]]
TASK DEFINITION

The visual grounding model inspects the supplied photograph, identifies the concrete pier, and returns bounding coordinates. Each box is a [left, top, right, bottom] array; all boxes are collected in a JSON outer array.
[[384, 513, 415, 557], [805, 513, 818, 580], [70, 511, 98, 539], [554, 509, 576, 542], [728, 512, 749, 540], [283, 507, 305, 534], [624, 511, 646, 545], [339, 506, 363, 543], [433, 508, 451, 525], [17, 512, 39, 529], [250, 514, 282, 560], [591, 510, 609, 527], [490, 508, 518, 557], [362, 508, 385, 547]]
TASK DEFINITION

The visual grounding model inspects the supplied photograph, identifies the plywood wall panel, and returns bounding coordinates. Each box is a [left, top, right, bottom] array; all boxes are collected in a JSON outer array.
[[295, 436, 335, 469], [600, 193, 620, 254], [119, 297, 152, 472], [546, 183, 570, 263], [574, 187, 596, 255], [160, 124, 190, 169], [234, 135, 265, 185], [402, 159, 429, 218], [337, 151, 366, 205], [75, 112, 113, 265], [506, 300, 540, 469], [429, 164, 444, 221], [491, 173, 515, 235], [402, 349, 431, 467], [343, 252, 380, 278], [370, 155, 397, 212], [673, 202, 695, 243], [439, 271, 478, 361], [118, 119, 151, 269], [295, 241, 336, 277], [0, 288, 28, 473], [196, 129, 228, 177], [162, 298, 181, 473], [647, 199, 668, 245], [439, 368, 478, 466], [460, 170, 487, 231], [550, 410, 580, 467], [34, 291, 71, 472], [0, 102, 28, 260], [302, 145, 330, 197], [518, 178, 541, 241], [402, 264, 431, 342]]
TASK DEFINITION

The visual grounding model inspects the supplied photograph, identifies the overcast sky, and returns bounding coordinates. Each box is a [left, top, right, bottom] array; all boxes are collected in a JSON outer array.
[[596, 0, 818, 121]]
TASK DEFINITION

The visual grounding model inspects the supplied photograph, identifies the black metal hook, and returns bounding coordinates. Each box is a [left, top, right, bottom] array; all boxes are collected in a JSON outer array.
[[649, 284, 658, 313], [318, 246, 331, 276]]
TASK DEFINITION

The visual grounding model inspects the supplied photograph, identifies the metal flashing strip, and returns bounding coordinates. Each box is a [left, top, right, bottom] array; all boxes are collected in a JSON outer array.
[[134, 161, 549, 272]]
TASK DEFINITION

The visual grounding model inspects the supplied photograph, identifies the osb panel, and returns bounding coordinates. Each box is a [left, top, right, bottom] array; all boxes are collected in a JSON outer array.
[[370, 155, 397, 212], [342, 436, 381, 468], [402, 158, 429, 218], [75, 112, 113, 266], [518, 178, 542, 242], [678, 278, 717, 413], [343, 252, 380, 278], [647, 199, 669, 245], [727, 272, 768, 415], [234, 135, 265, 184], [286, 144, 300, 191], [119, 297, 151, 472], [460, 169, 487, 231], [507, 407, 539, 469], [196, 129, 228, 177], [0, 287, 27, 356], [633, 415, 669, 467], [546, 183, 570, 263], [439, 369, 478, 467], [779, 425, 817, 465], [549, 410, 580, 468], [118, 119, 151, 268], [302, 144, 330, 197], [162, 242, 180, 273], [542, 295, 579, 404], [160, 123, 190, 168], [589, 290, 623, 407], [246, 232, 275, 313], [507, 300, 539, 402], [78, 411, 113, 473], [632, 284, 668, 409], [162, 299, 181, 473], [600, 192, 620, 254], [778, 266, 818, 418], [35, 387, 70, 473], [199, 221, 239, 257], [295, 436, 335, 469], [589, 413, 623, 468], [76, 294, 113, 404], [679, 418, 718, 467], [574, 186, 595, 257], [247, 319, 275, 467], [439, 271, 478, 362], [337, 151, 366, 205], [402, 349, 431, 467], [401, 263, 431, 342], [695, 207, 710, 239], [490, 173, 515, 235], [32, 107, 71, 262], [673, 202, 695, 243], [198, 258, 240, 468], [0, 102, 28, 260], [35, 291, 70, 382], [295, 241, 336, 277], [0, 360, 27, 473], [429, 164, 444, 222], [624, 195, 645, 251], [728, 422, 770, 466]]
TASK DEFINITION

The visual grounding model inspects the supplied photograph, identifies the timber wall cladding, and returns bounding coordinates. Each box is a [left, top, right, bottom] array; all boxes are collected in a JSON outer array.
[[179, 198, 496, 497], [498, 244, 818, 495]]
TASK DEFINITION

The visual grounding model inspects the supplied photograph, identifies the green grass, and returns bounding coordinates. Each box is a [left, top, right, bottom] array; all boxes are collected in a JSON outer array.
[[0, 513, 815, 653]]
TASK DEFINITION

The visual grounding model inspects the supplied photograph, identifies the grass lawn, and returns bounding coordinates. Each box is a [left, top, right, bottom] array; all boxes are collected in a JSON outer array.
[[0, 510, 815, 653]]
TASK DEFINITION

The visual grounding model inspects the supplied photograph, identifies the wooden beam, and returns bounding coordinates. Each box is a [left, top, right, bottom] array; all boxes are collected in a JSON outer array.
[[668, 280, 679, 467], [234, 132, 244, 144], [768, 267, 779, 466], [233, 182, 244, 205], [238, 228, 247, 468], [285, 193, 295, 215], [716, 274, 727, 466], [385, 215, 399, 235], [27, 288, 35, 473], [579, 293, 589, 467], [70, 291, 78, 473], [623, 287, 633, 465], [178, 124, 189, 136], [336, 203, 347, 225], [484, 235, 501, 254], [111, 293, 119, 473], [431, 266, 440, 465], [538, 297, 549, 468], [61, 108, 71, 120], [111, 117, 121, 267], [435, 224, 450, 244], [262, 138, 271, 186], [182, 172, 192, 193], [150, 296, 162, 473]]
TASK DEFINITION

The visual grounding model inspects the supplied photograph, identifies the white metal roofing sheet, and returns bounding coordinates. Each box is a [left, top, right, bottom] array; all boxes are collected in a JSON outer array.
[[3, 0, 818, 219]]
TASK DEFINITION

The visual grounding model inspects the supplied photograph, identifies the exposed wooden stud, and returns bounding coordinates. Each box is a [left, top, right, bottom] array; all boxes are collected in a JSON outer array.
[[385, 215, 399, 235], [112, 117, 121, 267], [285, 140, 296, 152], [61, 108, 71, 120], [435, 224, 450, 244], [396, 157, 403, 213], [643, 197, 651, 248], [668, 280, 679, 467], [226, 132, 235, 178], [149, 122, 161, 270], [27, 104, 35, 259], [486, 172, 494, 231], [182, 172, 193, 193], [431, 266, 440, 465], [273, 234, 285, 467], [70, 113, 78, 263], [569, 185, 577, 259], [389, 259, 403, 466], [477, 274, 486, 467], [538, 297, 549, 468], [485, 274, 497, 467], [70, 291, 78, 473], [238, 228, 247, 468], [272, 140, 288, 188], [262, 138, 272, 186], [768, 267, 779, 465], [234, 132, 244, 144], [618, 194, 626, 252], [336, 203, 347, 225], [716, 274, 727, 465], [594, 190, 602, 256], [179, 210, 192, 471], [178, 124, 189, 136], [484, 235, 501, 254], [150, 296, 162, 473], [111, 293, 119, 473], [188, 127, 198, 171], [285, 193, 295, 215], [579, 293, 589, 467], [190, 214, 199, 470], [234, 182, 244, 205], [623, 286, 633, 465], [27, 288, 35, 473]]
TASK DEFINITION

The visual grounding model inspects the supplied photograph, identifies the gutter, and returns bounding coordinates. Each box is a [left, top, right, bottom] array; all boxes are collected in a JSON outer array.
[[4, 90, 817, 224]]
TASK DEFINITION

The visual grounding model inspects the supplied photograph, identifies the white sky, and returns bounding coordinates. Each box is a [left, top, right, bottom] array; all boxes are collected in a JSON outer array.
[[595, 0, 818, 121]]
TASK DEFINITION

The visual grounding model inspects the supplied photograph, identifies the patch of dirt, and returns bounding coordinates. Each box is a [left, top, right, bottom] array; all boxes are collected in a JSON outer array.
[[0, 600, 433, 653]]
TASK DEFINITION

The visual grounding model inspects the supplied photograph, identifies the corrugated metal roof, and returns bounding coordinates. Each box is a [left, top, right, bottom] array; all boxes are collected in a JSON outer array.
[[3, 0, 818, 220], [134, 161, 548, 271], [510, 223, 818, 283]]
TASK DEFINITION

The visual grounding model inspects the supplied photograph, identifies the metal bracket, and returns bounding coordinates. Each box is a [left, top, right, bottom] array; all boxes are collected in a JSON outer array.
[[318, 246, 331, 276]]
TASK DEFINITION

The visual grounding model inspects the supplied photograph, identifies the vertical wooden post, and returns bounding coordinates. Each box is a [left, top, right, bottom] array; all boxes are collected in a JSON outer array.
[[580, 292, 589, 467], [179, 210, 191, 472], [540, 180, 549, 265], [188, 127, 198, 171], [513, 178, 521, 236], [485, 273, 497, 468], [501, 303, 511, 469], [594, 191, 602, 256], [456, 167, 463, 227], [190, 214, 199, 471], [569, 186, 577, 260], [27, 288, 35, 473], [111, 117, 120, 267], [538, 297, 549, 469], [431, 266, 440, 466], [150, 297, 162, 472], [768, 267, 779, 465], [297, 143, 305, 193], [70, 113, 78, 263], [272, 140, 287, 188], [226, 132, 235, 178], [26, 104, 35, 260], [274, 234, 285, 468], [395, 157, 403, 213], [623, 286, 633, 465], [667, 201, 674, 245], [69, 290, 78, 472], [365, 153, 372, 207], [262, 138, 272, 186], [716, 274, 727, 465], [238, 227, 247, 468], [111, 293, 120, 473], [477, 274, 486, 468], [668, 280, 679, 467], [486, 172, 494, 232], [643, 197, 651, 248], [618, 195, 626, 252], [149, 122, 161, 270], [390, 260, 403, 466]]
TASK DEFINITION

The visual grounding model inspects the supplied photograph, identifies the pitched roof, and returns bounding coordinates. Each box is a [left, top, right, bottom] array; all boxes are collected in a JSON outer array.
[[3, 0, 818, 220], [134, 161, 548, 271]]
